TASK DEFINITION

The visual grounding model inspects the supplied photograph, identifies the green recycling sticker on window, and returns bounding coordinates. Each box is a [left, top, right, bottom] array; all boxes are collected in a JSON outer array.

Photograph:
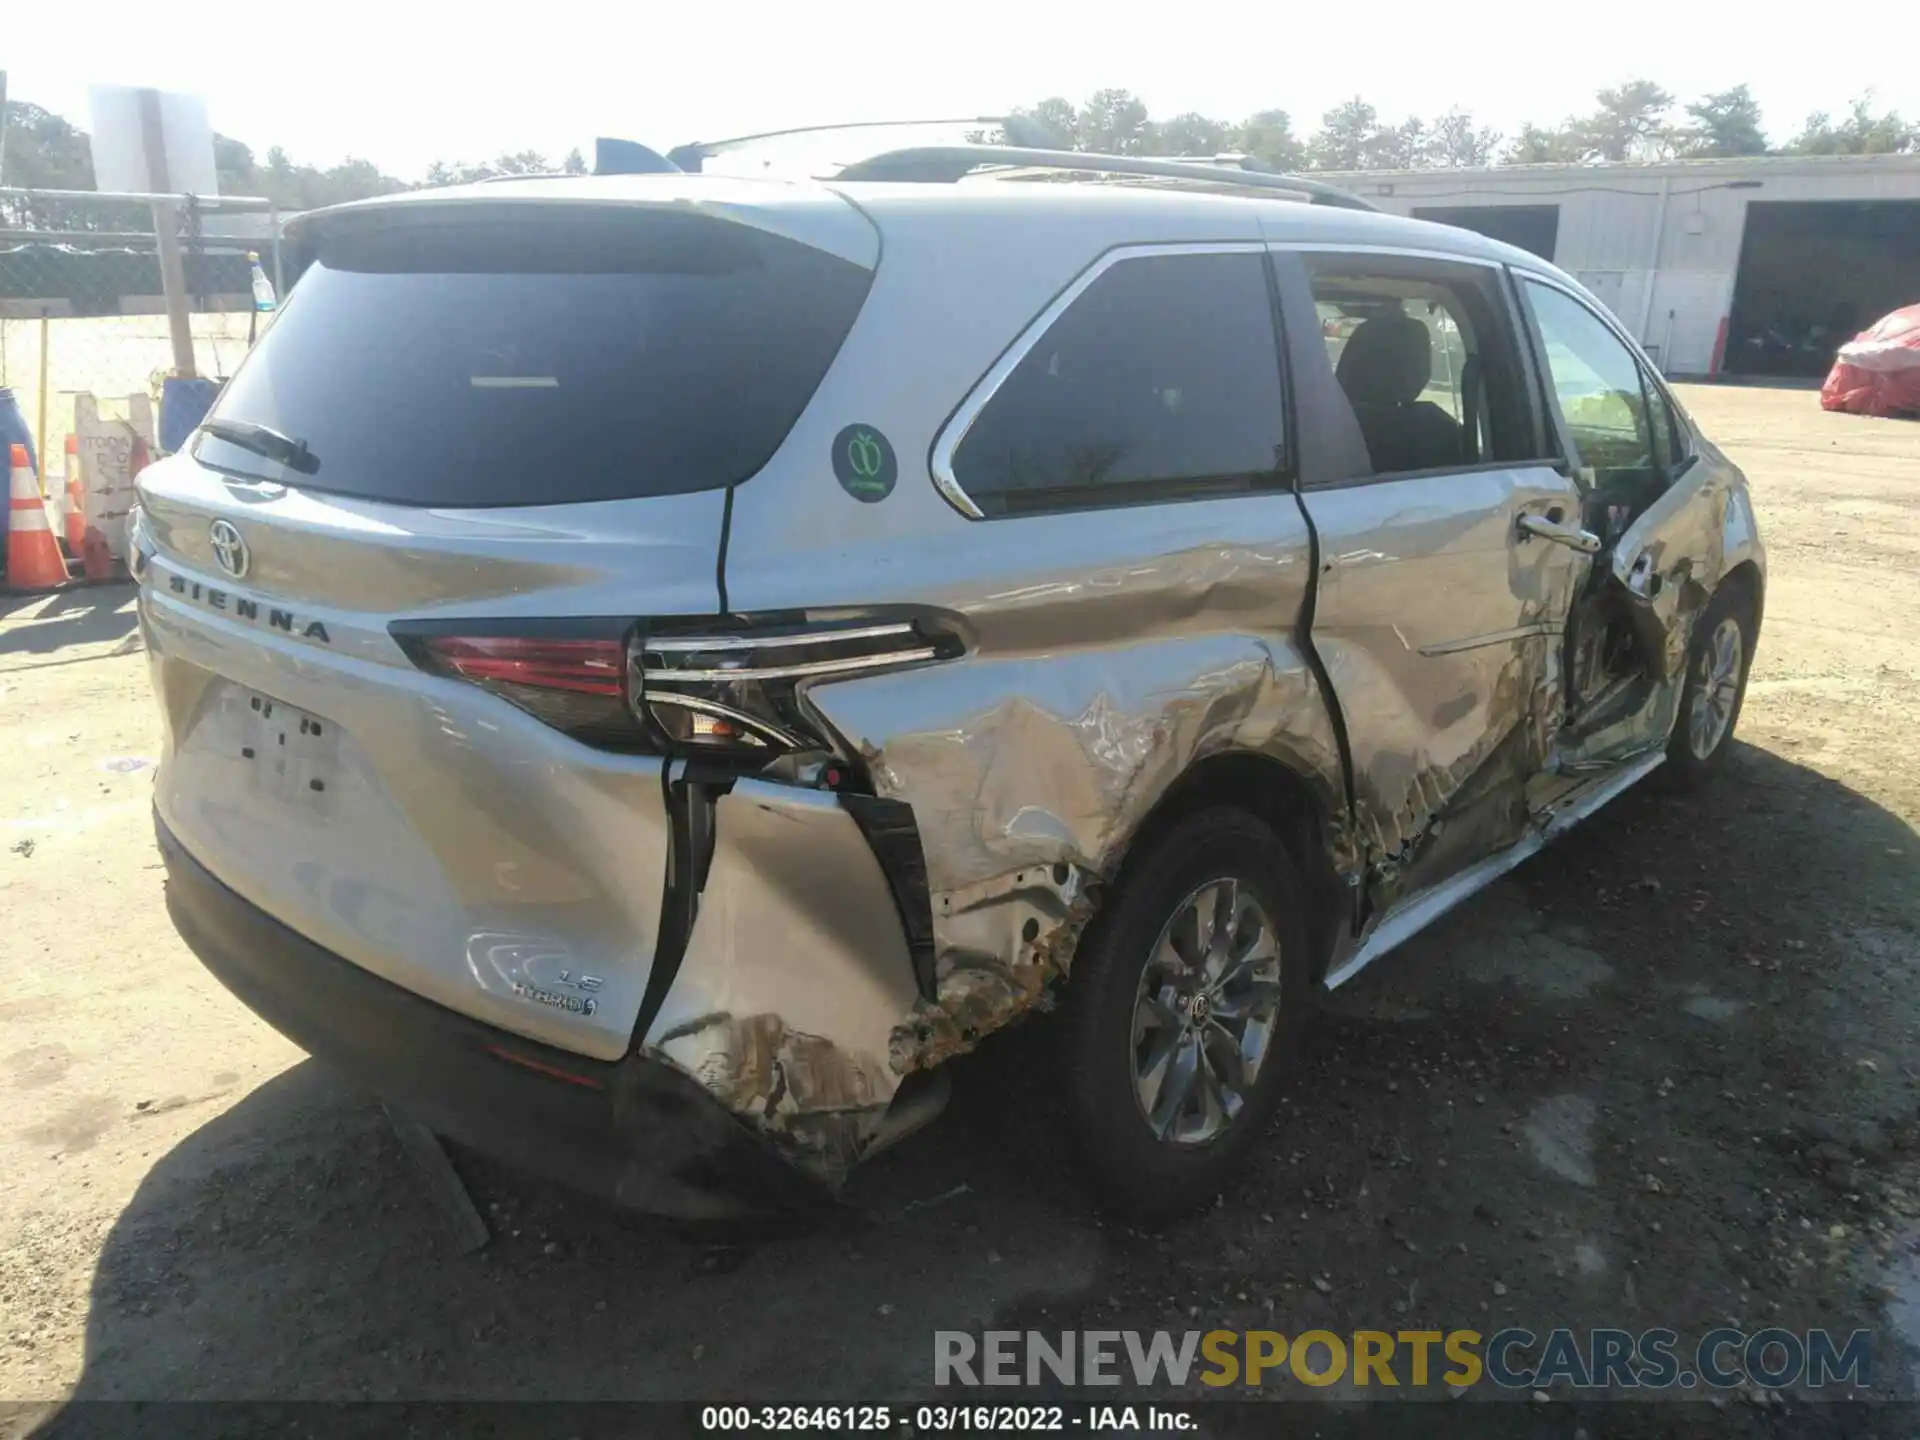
[[832, 424, 898, 502]]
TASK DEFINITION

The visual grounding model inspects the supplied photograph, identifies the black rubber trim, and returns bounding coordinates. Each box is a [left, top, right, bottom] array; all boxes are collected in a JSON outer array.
[[389, 614, 634, 643], [839, 793, 938, 1000], [627, 764, 718, 1048], [156, 814, 825, 1218], [716, 483, 735, 614]]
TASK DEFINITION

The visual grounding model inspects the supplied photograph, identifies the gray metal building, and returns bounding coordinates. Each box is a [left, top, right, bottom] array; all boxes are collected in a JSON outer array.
[[1324, 154, 1920, 378]]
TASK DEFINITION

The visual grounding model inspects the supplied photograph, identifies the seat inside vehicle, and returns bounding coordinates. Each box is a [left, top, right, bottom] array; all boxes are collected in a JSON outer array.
[[1334, 310, 1465, 474]]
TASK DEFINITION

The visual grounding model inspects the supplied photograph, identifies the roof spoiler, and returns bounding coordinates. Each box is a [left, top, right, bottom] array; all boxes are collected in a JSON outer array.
[[832, 145, 1380, 211], [593, 137, 681, 176]]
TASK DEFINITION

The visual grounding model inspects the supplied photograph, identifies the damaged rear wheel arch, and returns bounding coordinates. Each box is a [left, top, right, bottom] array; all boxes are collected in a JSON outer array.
[[1103, 751, 1348, 984], [1716, 560, 1763, 634]]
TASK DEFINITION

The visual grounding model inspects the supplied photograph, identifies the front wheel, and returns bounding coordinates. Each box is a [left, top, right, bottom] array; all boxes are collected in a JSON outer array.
[[1061, 808, 1312, 1217], [1664, 582, 1755, 788]]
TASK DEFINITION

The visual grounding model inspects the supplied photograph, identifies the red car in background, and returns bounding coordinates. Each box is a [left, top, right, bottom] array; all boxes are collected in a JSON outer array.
[[1821, 304, 1920, 418]]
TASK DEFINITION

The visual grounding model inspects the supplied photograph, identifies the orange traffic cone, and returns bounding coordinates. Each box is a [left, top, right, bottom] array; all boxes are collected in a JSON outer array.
[[6, 443, 69, 592], [63, 435, 87, 554]]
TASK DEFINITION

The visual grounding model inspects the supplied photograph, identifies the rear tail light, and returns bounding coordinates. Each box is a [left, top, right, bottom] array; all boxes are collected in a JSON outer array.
[[403, 631, 636, 746], [424, 635, 624, 695], [396, 614, 960, 775], [636, 620, 946, 762]]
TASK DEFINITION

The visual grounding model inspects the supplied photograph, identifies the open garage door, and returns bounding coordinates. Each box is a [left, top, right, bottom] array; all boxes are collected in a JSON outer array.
[[1725, 201, 1920, 378], [1412, 205, 1560, 262]]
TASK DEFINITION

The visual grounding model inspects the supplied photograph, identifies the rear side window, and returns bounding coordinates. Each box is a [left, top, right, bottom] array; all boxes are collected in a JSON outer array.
[[950, 251, 1285, 515], [1304, 254, 1543, 479], [197, 209, 873, 507]]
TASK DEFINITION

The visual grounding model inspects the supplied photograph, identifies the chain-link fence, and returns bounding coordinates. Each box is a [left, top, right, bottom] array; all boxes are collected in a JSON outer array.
[[0, 187, 281, 487]]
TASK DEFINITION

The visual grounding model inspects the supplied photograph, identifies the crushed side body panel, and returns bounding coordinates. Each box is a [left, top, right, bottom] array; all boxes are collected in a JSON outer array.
[[1556, 442, 1766, 772], [806, 514, 1346, 1078], [1298, 464, 1593, 913]]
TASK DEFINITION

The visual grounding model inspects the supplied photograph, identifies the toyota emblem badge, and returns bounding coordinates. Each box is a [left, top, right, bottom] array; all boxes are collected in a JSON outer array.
[[208, 519, 250, 578]]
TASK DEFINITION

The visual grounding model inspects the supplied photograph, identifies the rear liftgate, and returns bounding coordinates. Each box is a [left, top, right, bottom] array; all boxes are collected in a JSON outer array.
[[150, 188, 909, 1201]]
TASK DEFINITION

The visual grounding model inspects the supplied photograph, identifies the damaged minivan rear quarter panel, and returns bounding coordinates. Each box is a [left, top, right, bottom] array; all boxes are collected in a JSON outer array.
[[711, 190, 1349, 1145], [807, 590, 1344, 1079]]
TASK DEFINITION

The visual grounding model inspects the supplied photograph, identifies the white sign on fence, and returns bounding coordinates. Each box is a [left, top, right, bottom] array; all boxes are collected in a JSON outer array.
[[87, 85, 218, 196]]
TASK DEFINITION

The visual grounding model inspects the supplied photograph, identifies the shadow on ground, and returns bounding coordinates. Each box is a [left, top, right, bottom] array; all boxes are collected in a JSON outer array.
[[0, 587, 138, 661], [30, 742, 1920, 1434]]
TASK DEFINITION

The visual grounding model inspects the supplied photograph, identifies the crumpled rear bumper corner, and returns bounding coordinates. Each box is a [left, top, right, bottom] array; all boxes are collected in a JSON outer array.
[[158, 813, 834, 1220], [638, 778, 939, 1186]]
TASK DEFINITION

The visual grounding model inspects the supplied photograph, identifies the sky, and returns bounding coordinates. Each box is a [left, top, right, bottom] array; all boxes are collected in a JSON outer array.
[[7, 0, 1920, 180]]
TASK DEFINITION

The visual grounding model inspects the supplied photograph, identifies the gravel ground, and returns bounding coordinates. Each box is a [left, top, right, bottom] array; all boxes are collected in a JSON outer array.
[[1, 384, 1917, 1434]]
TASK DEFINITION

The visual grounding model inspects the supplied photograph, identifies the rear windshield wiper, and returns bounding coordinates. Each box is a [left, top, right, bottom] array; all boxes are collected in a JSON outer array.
[[198, 418, 320, 476]]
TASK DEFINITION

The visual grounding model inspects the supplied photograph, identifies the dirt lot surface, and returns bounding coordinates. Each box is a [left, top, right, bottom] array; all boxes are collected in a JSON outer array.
[[2, 385, 1918, 1433]]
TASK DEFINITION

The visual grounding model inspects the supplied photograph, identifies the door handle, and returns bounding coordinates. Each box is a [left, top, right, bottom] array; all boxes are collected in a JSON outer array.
[[1516, 512, 1602, 555]]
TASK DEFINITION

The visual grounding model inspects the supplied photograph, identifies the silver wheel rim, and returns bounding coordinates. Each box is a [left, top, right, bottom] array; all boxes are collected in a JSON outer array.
[[1129, 876, 1283, 1147], [1686, 615, 1744, 760]]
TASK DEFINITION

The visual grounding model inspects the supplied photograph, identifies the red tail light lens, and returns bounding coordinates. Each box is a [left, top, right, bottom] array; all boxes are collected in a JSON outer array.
[[422, 636, 625, 695], [399, 629, 638, 747]]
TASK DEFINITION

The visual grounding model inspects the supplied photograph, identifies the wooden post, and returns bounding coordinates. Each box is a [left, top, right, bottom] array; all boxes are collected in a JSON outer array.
[[36, 309, 50, 496], [137, 88, 197, 380]]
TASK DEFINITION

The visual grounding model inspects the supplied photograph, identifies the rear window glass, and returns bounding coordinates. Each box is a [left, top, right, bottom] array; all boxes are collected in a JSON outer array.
[[197, 209, 873, 507]]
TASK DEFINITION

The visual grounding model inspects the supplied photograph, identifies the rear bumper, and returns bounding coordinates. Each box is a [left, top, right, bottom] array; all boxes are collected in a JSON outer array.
[[157, 815, 831, 1220]]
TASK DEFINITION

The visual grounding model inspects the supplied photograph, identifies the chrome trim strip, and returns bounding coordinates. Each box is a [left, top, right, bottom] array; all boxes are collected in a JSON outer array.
[[1266, 240, 1503, 269], [643, 691, 805, 750], [1323, 749, 1664, 991], [1417, 622, 1554, 658], [647, 647, 939, 682], [644, 623, 916, 653], [929, 241, 1271, 521]]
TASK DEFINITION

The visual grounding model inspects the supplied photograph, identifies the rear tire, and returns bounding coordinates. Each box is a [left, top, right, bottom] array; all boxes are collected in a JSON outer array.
[[1663, 581, 1755, 789], [1061, 808, 1311, 1218]]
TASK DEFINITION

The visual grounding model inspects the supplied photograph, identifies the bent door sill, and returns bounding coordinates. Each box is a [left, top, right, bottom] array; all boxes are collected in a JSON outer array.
[[1324, 750, 1665, 991]]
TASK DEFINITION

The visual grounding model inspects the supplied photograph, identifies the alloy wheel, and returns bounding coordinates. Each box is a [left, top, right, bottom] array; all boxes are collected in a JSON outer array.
[[1129, 877, 1284, 1146], [1686, 614, 1744, 760]]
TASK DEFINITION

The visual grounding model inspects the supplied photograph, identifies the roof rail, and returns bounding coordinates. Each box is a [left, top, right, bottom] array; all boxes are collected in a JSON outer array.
[[665, 115, 1061, 173], [831, 145, 1380, 212], [1170, 152, 1278, 171]]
